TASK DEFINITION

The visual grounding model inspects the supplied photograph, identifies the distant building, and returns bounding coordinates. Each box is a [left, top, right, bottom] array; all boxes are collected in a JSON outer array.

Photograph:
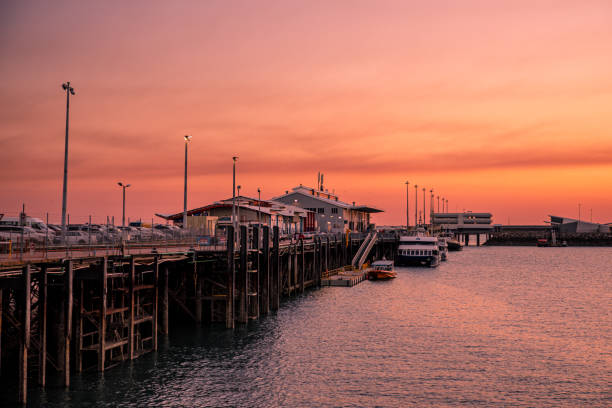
[[156, 196, 313, 236], [272, 185, 383, 233], [431, 212, 493, 234], [549, 215, 610, 234]]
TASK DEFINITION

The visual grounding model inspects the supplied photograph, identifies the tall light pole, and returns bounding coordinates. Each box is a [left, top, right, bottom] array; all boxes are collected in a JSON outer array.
[[437, 195, 440, 212], [232, 156, 238, 244], [117, 182, 130, 227], [446, 199, 449, 213], [422, 187, 426, 225], [414, 184, 418, 226], [405, 181, 410, 229], [60, 82, 75, 241], [430, 189, 434, 225], [183, 135, 192, 229]]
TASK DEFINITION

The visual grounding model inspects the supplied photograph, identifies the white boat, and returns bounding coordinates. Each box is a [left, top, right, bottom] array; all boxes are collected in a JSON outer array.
[[437, 237, 448, 261], [396, 233, 440, 267]]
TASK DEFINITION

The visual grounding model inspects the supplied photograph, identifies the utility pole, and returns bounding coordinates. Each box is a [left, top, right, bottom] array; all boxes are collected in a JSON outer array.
[[430, 189, 434, 226], [405, 181, 410, 229], [414, 184, 418, 226], [117, 182, 130, 227], [183, 135, 192, 229], [422, 187, 426, 225], [61, 82, 75, 241]]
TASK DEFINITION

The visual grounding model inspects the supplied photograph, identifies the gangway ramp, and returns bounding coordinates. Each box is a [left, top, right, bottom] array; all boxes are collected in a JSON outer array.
[[351, 231, 378, 269]]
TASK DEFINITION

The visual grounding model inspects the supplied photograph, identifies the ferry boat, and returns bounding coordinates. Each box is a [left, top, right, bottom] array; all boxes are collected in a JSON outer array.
[[396, 235, 440, 267], [437, 237, 448, 261], [366, 260, 397, 280]]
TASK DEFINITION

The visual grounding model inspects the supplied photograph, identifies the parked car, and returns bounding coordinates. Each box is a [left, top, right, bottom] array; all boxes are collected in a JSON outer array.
[[54, 230, 97, 245], [0, 225, 49, 244]]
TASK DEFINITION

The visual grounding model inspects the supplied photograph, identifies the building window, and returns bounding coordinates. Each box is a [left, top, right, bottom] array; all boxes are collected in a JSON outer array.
[[331, 208, 338, 214], [318, 208, 324, 214]]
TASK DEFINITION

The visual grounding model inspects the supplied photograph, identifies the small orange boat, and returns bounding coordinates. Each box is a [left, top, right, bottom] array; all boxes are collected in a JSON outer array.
[[367, 260, 397, 280]]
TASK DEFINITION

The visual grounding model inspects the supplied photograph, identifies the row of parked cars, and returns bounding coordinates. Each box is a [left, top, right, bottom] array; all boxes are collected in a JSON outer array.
[[0, 216, 193, 246]]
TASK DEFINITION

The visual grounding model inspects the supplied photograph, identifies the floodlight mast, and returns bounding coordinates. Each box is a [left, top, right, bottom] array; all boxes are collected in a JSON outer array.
[[183, 135, 192, 229], [60, 81, 75, 242]]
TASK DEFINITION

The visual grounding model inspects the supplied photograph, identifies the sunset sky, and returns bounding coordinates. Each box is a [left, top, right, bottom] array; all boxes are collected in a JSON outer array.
[[1, 0, 611, 225]]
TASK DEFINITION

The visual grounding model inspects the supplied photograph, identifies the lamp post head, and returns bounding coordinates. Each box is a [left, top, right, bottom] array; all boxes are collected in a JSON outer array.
[[414, 184, 418, 189], [257, 188, 261, 193], [405, 181, 409, 185], [118, 182, 123, 187], [232, 156, 238, 162], [184, 135, 192, 142], [62, 82, 75, 95]]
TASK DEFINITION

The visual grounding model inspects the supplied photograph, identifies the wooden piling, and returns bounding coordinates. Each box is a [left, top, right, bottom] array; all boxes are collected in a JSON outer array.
[[76, 279, 84, 372], [299, 239, 305, 293], [98, 257, 107, 371], [64, 260, 73, 388], [128, 256, 135, 360], [152, 256, 158, 351], [38, 266, 48, 386], [226, 226, 235, 329], [261, 226, 270, 314], [162, 267, 170, 334], [238, 226, 248, 323], [252, 225, 260, 320], [194, 253, 202, 324], [0, 287, 3, 374], [271, 227, 280, 310], [19, 265, 31, 404]]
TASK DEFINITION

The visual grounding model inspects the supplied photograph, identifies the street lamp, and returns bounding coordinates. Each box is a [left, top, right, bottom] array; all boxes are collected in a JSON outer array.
[[414, 184, 418, 226], [117, 182, 131, 227], [437, 195, 440, 212], [60, 82, 75, 241], [405, 181, 410, 229], [183, 135, 192, 229], [422, 187, 426, 225], [430, 189, 434, 226]]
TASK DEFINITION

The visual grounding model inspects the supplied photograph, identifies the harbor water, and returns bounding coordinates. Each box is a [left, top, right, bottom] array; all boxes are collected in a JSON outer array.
[[30, 247, 611, 407]]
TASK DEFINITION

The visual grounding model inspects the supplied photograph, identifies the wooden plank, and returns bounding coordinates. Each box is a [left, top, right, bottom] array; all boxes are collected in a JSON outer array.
[[272, 226, 280, 310], [299, 239, 305, 293], [162, 267, 169, 334]]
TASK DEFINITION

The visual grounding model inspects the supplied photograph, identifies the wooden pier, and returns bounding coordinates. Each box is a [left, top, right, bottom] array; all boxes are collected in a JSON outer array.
[[0, 227, 402, 404]]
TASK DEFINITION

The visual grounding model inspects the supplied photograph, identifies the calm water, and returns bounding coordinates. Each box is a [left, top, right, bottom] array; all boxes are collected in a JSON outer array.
[[32, 247, 611, 407]]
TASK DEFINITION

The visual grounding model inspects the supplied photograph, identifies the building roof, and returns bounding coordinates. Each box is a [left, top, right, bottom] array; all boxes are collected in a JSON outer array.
[[273, 185, 384, 213], [156, 197, 312, 221]]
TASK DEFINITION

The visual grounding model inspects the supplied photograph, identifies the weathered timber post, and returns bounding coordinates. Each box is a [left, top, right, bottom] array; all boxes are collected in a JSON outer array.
[[99, 257, 108, 371], [252, 225, 260, 319], [39, 266, 48, 386], [465, 234, 470, 246], [476, 234, 481, 246], [162, 266, 170, 333], [152, 256, 159, 351], [128, 256, 135, 360], [326, 236, 330, 272], [271, 226, 280, 310], [226, 225, 235, 329], [194, 253, 202, 324], [238, 226, 248, 323], [76, 278, 84, 372], [63, 260, 73, 387], [0, 287, 3, 374], [261, 226, 270, 314], [19, 265, 31, 404], [313, 237, 318, 287], [299, 239, 305, 293]]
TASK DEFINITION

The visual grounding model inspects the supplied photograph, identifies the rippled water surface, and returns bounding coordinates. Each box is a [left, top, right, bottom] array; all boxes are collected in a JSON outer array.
[[32, 247, 611, 407]]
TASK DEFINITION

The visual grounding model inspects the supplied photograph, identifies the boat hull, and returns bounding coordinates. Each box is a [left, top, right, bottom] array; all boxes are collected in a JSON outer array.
[[367, 271, 397, 280], [446, 240, 463, 251], [395, 255, 440, 267]]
